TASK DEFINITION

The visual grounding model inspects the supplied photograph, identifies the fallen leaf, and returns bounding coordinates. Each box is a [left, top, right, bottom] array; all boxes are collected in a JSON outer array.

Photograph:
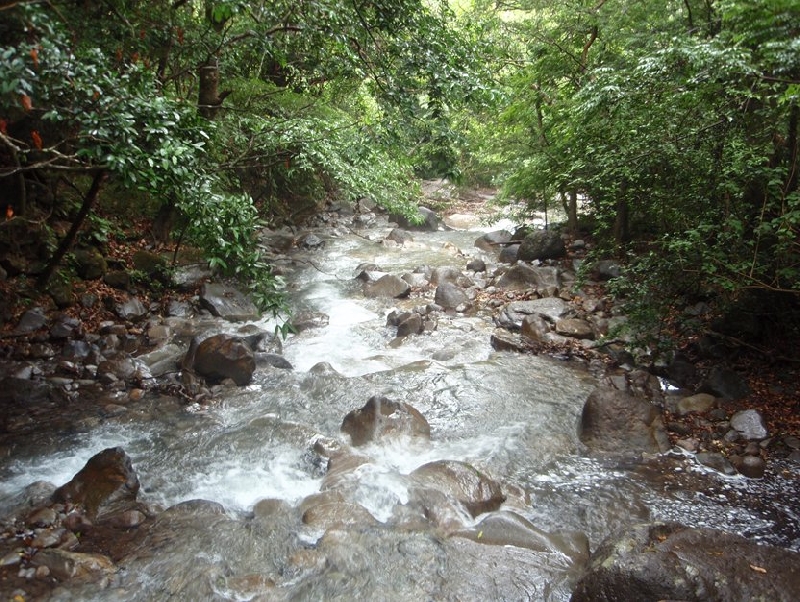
[[750, 564, 767, 574], [31, 130, 43, 150], [20, 94, 32, 111]]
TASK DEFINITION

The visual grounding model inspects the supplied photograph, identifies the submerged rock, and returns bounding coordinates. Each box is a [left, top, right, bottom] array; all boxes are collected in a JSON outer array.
[[579, 386, 670, 454], [341, 396, 430, 446], [51, 447, 140, 520], [410, 460, 505, 517]]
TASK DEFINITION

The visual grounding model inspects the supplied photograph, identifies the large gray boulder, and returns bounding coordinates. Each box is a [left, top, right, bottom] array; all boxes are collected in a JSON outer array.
[[571, 523, 800, 602], [435, 282, 469, 309], [496, 298, 571, 330], [517, 230, 566, 261], [579, 386, 670, 454], [364, 274, 411, 298], [199, 283, 260, 322], [495, 264, 562, 290], [474, 229, 513, 252]]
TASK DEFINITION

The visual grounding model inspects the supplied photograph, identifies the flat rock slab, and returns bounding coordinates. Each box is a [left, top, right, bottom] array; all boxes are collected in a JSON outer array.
[[199, 283, 260, 322]]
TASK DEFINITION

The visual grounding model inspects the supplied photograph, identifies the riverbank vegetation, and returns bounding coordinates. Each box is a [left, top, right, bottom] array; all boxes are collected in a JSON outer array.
[[1, 0, 798, 361]]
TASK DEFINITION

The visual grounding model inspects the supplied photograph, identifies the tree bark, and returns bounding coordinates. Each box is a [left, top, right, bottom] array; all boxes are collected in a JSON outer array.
[[37, 170, 106, 290]]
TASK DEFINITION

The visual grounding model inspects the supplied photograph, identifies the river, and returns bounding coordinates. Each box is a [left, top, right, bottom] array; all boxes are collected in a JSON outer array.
[[1, 205, 798, 600]]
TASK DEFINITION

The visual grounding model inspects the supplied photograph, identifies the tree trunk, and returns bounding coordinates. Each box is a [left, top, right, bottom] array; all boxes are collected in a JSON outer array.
[[198, 59, 230, 119], [613, 183, 629, 247], [567, 190, 578, 234], [37, 170, 106, 290]]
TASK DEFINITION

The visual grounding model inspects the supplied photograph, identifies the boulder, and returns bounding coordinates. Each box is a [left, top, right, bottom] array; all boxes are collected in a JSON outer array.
[[51, 447, 140, 519], [189, 334, 256, 385], [521, 314, 550, 342], [517, 230, 566, 261], [499, 244, 519, 263], [410, 460, 505, 517], [496, 298, 571, 330], [676, 393, 716, 416], [115, 295, 148, 322], [579, 386, 670, 454], [490, 329, 530, 352], [12, 307, 48, 335], [396, 313, 424, 338], [391, 206, 439, 231], [434, 282, 469, 309], [341, 396, 431, 446], [555, 318, 594, 339], [699, 365, 750, 399], [474, 230, 513, 252], [73, 247, 107, 280], [730, 409, 769, 440], [364, 274, 411, 298], [570, 523, 800, 602], [131, 249, 168, 279], [199, 282, 260, 322], [495, 264, 561, 291], [31, 549, 116, 581]]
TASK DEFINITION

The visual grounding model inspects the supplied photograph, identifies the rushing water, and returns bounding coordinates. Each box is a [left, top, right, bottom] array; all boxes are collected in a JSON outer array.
[[1, 210, 799, 600]]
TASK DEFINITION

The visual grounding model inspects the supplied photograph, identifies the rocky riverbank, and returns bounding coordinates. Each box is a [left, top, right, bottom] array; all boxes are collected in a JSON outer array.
[[2, 189, 800, 599]]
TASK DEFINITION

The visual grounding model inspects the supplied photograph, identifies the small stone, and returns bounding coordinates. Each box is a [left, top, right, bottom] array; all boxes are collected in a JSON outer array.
[[696, 452, 737, 476], [784, 435, 800, 450], [738, 455, 766, 479], [26, 506, 58, 527], [1, 550, 23, 567], [676, 438, 700, 453]]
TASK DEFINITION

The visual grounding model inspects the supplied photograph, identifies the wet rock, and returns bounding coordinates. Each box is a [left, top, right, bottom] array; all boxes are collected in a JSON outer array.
[[730, 409, 768, 440], [199, 282, 260, 322], [434, 282, 469, 309], [430, 266, 466, 286], [115, 295, 148, 322], [364, 274, 411, 298], [298, 232, 325, 249], [396, 313, 424, 337], [341, 396, 431, 446], [27, 506, 58, 527], [31, 549, 115, 581], [555, 318, 594, 339], [302, 501, 379, 529], [466, 258, 486, 272], [51, 447, 140, 520], [190, 334, 256, 386], [256, 353, 294, 370], [489, 329, 529, 352], [474, 229, 513, 252], [570, 523, 800, 602], [731, 454, 766, 479], [455, 511, 589, 563], [699, 365, 750, 399], [521, 314, 550, 342], [579, 386, 670, 454], [410, 460, 505, 517], [517, 230, 566, 261], [386, 228, 413, 244], [695, 452, 737, 476], [290, 310, 330, 332]]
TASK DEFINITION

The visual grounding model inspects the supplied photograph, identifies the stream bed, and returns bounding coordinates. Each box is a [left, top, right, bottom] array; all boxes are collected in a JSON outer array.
[[1, 208, 799, 600]]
